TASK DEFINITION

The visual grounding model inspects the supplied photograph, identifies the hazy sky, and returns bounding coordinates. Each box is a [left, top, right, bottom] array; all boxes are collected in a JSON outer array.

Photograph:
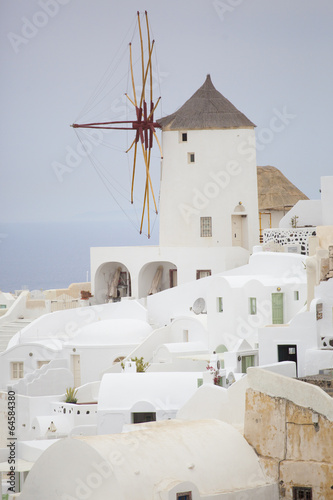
[[1, 0, 332, 239]]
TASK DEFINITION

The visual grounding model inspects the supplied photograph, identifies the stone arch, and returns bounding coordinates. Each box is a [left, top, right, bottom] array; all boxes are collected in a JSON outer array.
[[138, 261, 178, 298], [94, 261, 131, 304]]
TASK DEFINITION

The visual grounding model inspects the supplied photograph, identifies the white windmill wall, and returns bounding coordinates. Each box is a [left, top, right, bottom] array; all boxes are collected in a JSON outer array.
[[159, 128, 259, 249]]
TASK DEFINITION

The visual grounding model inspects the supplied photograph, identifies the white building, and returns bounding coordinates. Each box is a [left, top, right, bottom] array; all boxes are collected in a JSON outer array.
[[263, 175, 333, 254], [90, 75, 260, 303], [18, 419, 277, 500], [259, 223, 333, 376], [0, 301, 152, 393], [17, 367, 333, 499], [97, 371, 202, 434]]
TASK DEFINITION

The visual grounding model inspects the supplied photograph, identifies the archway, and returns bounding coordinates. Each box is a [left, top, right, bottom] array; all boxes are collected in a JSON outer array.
[[94, 262, 131, 304], [231, 204, 248, 249], [138, 261, 178, 298]]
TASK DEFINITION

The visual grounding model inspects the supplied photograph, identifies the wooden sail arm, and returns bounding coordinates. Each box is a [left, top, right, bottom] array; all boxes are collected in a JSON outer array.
[[71, 120, 161, 131], [139, 39, 155, 109], [147, 97, 161, 121]]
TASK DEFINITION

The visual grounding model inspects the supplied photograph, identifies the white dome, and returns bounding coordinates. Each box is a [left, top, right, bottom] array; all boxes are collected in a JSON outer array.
[[20, 419, 273, 499], [65, 319, 152, 346]]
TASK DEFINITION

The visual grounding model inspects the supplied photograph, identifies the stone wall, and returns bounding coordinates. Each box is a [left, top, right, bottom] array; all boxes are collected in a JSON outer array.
[[244, 388, 333, 499], [263, 227, 317, 255]]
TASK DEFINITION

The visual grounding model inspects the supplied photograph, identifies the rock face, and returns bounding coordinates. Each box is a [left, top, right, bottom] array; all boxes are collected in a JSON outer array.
[[244, 387, 333, 499]]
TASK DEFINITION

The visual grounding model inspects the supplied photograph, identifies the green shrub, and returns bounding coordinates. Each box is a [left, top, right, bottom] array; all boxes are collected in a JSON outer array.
[[121, 356, 150, 372], [65, 387, 78, 403]]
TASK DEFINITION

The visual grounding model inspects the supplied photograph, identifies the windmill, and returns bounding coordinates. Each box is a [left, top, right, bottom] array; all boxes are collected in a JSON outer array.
[[71, 11, 162, 238]]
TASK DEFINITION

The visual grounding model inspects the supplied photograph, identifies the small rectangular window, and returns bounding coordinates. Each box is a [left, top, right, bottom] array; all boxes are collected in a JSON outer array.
[[37, 360, 50, 369], [293, 486, 312, 500], [294, 291, 299, 300], [217, 297, 223, 312], [181, 132, 187, 142], [177, 493, 192, 500], [200, 216, 212, 237], [249, 297, 257, 315], [196, 270, 211, 280], [316, 303, 323, 320], [188, 152, 195, 163], [11, 362, 24, 379], [132, 412, 156, 424]]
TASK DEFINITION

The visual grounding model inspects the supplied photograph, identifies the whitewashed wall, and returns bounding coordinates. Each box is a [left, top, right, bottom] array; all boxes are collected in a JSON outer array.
[[159, 128, 259, 249]]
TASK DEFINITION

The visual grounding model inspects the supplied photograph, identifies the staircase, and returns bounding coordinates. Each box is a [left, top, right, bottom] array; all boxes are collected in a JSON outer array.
[[0, 319, 33, 352]]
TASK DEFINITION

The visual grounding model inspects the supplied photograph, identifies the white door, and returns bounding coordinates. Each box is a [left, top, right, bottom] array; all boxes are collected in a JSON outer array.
[[231, 215, 242, 246], [72, 354, 81, 388]]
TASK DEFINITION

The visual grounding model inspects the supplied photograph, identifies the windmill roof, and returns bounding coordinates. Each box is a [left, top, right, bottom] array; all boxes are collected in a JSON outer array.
[[158, 74, 255, 130], [257, 165, 309, 211]]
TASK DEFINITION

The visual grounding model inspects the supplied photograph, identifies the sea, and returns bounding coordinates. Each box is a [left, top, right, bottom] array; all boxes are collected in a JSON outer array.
[[0, 221, 159, 293]]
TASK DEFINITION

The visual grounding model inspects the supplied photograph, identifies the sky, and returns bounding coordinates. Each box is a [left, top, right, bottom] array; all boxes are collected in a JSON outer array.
[[1, 0, 333, 240]]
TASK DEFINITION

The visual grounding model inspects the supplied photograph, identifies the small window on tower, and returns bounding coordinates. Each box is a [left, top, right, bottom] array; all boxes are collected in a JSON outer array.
[[200, 216, 212, 237], [182, 132, 187, 142], [188, 152, 195, 163]]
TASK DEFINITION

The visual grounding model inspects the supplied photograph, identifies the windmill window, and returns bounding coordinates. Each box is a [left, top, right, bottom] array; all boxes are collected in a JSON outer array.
[[200, 216, 212, 237], [188, 152, 195, 163], [181, 132, 188, 142]]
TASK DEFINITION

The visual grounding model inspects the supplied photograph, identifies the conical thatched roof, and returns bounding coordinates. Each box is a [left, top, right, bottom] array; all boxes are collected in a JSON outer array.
[[257, 165, 309, 211], [158, 74, 255, 130]]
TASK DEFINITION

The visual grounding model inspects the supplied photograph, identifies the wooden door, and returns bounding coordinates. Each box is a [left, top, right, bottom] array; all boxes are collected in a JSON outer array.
[[72, 354, 81, 388], [272, 293, 284, 324], [231, 215, 242, 246]]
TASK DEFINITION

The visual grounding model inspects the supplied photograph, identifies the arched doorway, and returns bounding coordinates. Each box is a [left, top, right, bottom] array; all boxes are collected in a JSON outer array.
[[138, 261, 178, 298], [94, 262, 131, 303], [231, 204, 248, 249]]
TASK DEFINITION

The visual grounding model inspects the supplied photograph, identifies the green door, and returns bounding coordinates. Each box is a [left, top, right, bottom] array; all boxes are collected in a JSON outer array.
[[272, 293, 284, 324], [241, 355, 255, 373]]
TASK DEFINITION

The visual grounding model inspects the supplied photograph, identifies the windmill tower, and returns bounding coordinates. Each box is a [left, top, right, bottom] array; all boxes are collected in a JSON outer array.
[[158, 75, 259, 250]]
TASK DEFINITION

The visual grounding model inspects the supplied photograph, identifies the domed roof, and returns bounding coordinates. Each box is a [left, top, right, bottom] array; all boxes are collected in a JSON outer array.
[[158, 74, 255, 130], [20, 419, 271, 499], [65, 318, 152, 346]]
